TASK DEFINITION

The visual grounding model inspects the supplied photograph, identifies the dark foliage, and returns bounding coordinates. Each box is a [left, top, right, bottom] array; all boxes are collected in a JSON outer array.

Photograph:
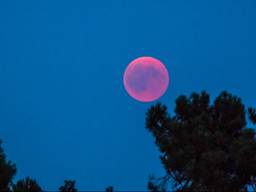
[[0, 140, 17, 192], [146, 91, 256, 192], [12, 177, 42, 192], [59, 180, 78, 192], [105, 186, 114, 192], [148, 175, 169, 192]]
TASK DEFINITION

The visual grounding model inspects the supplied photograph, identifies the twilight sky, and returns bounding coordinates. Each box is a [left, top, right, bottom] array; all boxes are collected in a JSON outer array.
[[0, 0, 256, 190]]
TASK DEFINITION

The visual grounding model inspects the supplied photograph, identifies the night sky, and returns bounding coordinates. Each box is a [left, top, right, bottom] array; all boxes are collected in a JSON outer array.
[[0, 0, 256, 191]]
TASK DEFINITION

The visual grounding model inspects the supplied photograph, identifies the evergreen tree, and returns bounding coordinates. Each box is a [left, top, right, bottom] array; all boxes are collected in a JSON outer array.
[[59, 180, 78, 192], [12, 177, 42, 192], [0, 140, 16, 192], [146, 91, 256, 192]]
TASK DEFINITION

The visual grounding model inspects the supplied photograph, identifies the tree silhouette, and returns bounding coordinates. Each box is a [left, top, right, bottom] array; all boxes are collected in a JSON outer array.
[[146, 91, 256, 192], [105, 186, 113, 192], [59, 180, 78, 192], [12, 177, 42, 192], [0, 140, 16, 192]]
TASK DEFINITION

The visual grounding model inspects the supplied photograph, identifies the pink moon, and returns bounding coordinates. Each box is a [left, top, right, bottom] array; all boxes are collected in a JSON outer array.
[[123, 56, 169, 102]]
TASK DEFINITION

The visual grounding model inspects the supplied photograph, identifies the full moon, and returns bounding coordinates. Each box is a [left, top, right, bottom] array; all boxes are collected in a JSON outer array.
[[123, 56, 169, 102]]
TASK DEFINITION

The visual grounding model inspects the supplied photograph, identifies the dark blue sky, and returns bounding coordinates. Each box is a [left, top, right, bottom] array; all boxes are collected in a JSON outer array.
[[0, 0, 256, 190]]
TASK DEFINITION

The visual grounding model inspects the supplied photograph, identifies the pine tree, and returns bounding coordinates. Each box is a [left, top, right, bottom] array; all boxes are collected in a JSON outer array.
[[59, 180, 78, 192], [0, 140, 16, 192], [13, 177, 42, 192], [146, 91, 256, 192]]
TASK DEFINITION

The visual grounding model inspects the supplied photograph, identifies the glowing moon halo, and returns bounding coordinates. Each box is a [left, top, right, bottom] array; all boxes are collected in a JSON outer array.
[[123, 56, 169, 102]]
